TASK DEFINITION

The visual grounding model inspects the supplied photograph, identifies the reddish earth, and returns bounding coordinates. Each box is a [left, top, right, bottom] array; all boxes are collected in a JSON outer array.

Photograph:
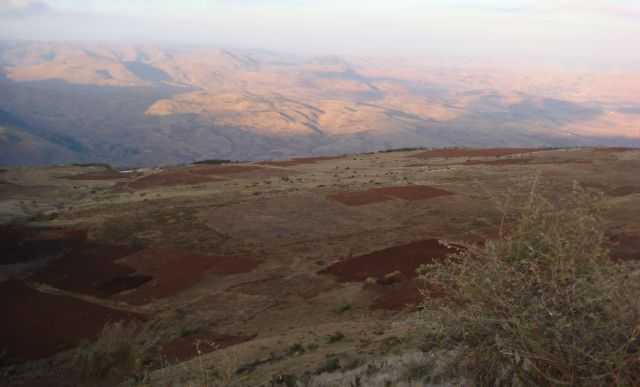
[[320, 239, 459, 282], [0, 226, 88, 265], [321, 239, 459, 311], [330, 185, 452, 206], [31, 243, 141, 297], [369, 279, 423, 311], [259, 156, 342, 167], [464, 158, 533, 166], [115, 249, 260, 305], [31, 242, 258, 304], [0, 280, 141, 364], [370, 277, 450, 311], [330, 189, 396, 206], [96, 274, 153, 295], [190, 165, 264, 175], [412, 148, 543, 159], [609, 234, 640, 261], [160, 333, 256, 363], [124, 171, 223, 190], [374, 186, 454, 201], [63, 170, 131, 180]]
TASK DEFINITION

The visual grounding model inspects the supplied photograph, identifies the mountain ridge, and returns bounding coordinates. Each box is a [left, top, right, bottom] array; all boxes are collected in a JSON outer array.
[[1, 41, 639, 166]]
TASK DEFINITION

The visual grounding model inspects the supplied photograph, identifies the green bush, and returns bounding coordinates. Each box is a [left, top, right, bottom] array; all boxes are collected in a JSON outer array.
[[418, 182, 640, 386]]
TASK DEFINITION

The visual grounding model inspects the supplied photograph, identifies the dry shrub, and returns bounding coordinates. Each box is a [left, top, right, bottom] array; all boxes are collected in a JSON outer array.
[[72, 321, 158, 385], [418, 180, 640, 386], [177, 342, 242, 387], [301, 351, 452, 387]]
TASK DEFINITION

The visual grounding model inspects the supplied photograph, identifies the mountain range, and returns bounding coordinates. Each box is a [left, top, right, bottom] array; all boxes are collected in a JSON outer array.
[[1, 41, 639, 166]]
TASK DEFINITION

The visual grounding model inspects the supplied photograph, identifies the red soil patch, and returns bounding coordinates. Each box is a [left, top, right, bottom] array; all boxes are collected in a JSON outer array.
[[125, 170, 222, 190], [96, 274, 153, 295], [412, 148, 542, 159], [464, 158, 533, 166], [115, 249, 260, 305], [370, 278, 423, 311], [64, 170, 130, 180], [259, 156, 342, 167], [32, 243, 258, 305], [0, 280, 140, 364], [320, 239, 459, 282], [320, 239, 459, 311], [330, 190, 395, 206], [31, 243, 141, 297], [609, 234, 640, 262], [370, 277, 450, 311], [330, 185, 452, 206], [375, 186, 453, 201], [161, 333, 256, 363], [0, 226, 88, 265], [190, 165, 264, 175]]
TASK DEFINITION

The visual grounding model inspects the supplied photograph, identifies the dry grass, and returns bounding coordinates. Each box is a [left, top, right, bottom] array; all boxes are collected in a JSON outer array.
[[71, 321, 159, 386], [294, 352, 459, 387], [418, 179, 640, 386], [164, 342, 243, 387]]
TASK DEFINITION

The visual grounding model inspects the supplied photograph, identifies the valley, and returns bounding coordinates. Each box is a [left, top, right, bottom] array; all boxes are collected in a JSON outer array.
[[1, 41, 639, 166]]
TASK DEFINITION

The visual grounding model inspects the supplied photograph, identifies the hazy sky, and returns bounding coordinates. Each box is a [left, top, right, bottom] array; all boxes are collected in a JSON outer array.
[[1, 0, 639, 69]]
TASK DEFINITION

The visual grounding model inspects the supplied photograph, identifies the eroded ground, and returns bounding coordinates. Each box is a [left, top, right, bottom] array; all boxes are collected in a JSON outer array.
[[1, 148, 640, 386]]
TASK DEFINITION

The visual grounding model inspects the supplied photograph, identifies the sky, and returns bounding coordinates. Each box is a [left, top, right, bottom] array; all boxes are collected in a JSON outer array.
[[1, 0, 639, 70]]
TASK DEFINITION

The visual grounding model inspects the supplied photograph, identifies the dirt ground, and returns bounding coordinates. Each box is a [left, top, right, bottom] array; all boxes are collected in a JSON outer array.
[[0, 280, 141, 364], [62, 170, 133, 180], [258, 156, 344, 167], [330, 185, 453, 206], [0, 226, 88, 265], [189, 165, 265, 175], [31, 242, 141, 297], [320, 239, 458, 282], [120, 170, 223, 190], [1, 147, 640, 386], [115, 249, 260, 305], [411, 147, 544, 159]]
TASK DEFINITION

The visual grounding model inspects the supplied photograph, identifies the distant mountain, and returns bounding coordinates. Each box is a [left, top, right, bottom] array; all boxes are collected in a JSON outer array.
[[0, 109, 84, 165], [0, 41, 638, 166]]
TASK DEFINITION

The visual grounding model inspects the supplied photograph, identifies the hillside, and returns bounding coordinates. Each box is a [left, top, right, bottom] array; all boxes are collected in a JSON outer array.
[[1, 147, 639, 386], [1, 41, 639, 166]]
